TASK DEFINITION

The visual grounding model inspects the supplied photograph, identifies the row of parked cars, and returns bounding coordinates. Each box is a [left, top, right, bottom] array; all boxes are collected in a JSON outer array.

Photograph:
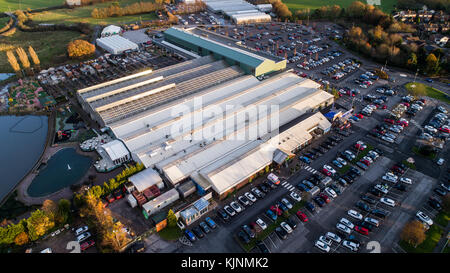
[[421, 105, 450, 142], [296, 50, 344, 70], [74, 226, 95, 251], [237, 192, 303, 249], [183, 217, 218, 243], [355, 71, 379, 89]]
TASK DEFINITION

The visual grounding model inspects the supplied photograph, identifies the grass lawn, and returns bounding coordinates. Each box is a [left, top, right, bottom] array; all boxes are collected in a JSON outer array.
[[405, 82, 450, 104], [434, 211, 449, 227], [399, 224, 443, 253], [283, 0, 398, 13], [239, 200, 306, 252], [411, 146, 437, 160], [0, 29, 86, 73], [0, 15, 10, 27], [402, 160, 416, 170], [337, 164, 350, 175], [0, 0, 62, 12], [30, 0, 157, 25], [158, 225, 183, 241]]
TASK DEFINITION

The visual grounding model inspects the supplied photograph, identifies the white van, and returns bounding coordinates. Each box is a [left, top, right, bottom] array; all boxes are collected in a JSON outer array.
[[267, 173, 280, 185]]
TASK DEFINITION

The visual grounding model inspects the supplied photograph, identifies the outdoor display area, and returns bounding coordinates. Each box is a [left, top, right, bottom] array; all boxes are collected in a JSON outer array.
[[7, 79, 55, 112]]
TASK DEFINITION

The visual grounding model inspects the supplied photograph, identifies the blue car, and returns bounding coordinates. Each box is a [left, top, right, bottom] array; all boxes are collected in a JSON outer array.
[[426, 78, 433, 83], [265, 209, 277, 221], [184, 229, 197, 242], [299, 156, 311, 164], [332, 160, 343, 168], [350, 116, 359, 121], [297, 183, 310, 192], [305, 202, 315, 213], [205, 217, 217, 229], [277, 202, 288, 212]]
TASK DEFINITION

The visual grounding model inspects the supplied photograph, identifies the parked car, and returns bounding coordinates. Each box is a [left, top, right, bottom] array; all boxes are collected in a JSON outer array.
[[342, 240, 359, 252], [217, 209, 230, 222], [347, 209, 363, 220], [245, 192, 257, 202], [336, 223, 351, 234], [256, 218, 268, 230], [238, 230, 250, 244], [315, 240, 330, 252], [224, 205, 236, 217], [296, 210, 309, 222], [275, 227, 288, 240], [75, 226, 89, 236], [325, 232, 341, 243], [205, 217, 217, 229], [76, 232, 91, 243], [416, 211, 433, 226], [266, 209, 277, 221], [380, 197, 396, 207], [192, 226, 204, 239]]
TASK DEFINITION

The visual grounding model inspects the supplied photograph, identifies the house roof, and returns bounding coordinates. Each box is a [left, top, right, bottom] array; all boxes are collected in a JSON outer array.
[[128, 167, 163, 192]]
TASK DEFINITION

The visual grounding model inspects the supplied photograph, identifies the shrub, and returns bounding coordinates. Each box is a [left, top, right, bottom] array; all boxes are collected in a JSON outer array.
[[67, 40, 95, 59]]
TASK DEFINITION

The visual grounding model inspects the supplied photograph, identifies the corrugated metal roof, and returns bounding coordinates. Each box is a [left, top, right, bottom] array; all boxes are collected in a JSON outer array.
[[164, 27, 266, 68]]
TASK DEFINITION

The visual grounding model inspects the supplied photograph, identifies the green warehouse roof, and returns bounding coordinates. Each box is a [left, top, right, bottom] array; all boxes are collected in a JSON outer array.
[[164, 27, 267, 68]]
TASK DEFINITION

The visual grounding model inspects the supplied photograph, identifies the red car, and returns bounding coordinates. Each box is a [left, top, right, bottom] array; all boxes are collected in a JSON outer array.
[[321, 168, 332, 176], [384, 118, 395, 125], [397, 120, 408, 127], [402, 102, 410, 107], [381, 105, 387, 109], [106, 194, 115, 204], [354, 226, 369, 236], [270, 205, 283, 216], [439, 127, 450, 133], [319, 193, 330, 203], [80, 240, 95, 251], [356, 114, 364, 119], [361, 159, 371, 166], [355, 144, 364, 151], [296, 211, 309, 222]]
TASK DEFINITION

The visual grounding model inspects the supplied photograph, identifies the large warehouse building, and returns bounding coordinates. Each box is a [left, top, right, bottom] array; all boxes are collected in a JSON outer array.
[[203, 0, 271, 24], [163, 27, 285, 76], [76, 28, 334, 199]]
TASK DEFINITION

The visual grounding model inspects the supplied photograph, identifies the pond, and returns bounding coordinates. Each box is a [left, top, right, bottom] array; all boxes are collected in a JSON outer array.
[[0, 115, 48, 202], [27, 148, 92, 197]]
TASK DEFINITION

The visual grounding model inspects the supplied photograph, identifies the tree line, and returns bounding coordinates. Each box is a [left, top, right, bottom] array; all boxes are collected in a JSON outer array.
[[75, 162, 145, 204], [6, 46, 40, 77], [91, 1, 165, 19], [0, 199, 70, 247]]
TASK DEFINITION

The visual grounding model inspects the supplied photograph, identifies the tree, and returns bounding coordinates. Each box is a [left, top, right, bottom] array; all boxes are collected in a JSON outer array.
[[425, 53, 438, 74], [28, 46, 40, 70], [407, 53, 418, 69], [41, 199, 58, 222], [167, 209, 177, 228], [400, 220, 426, 248], [15, 47, 31, 72], [14, 231, 29, 246], [347, 1, 366, 18], [67, 40, 95, 59], [331, 87, 340, 99], [6, 50, 21, 75], [57, 199, 71, 224], [26, 210, 54, 241], [101, 221, 130, 252]]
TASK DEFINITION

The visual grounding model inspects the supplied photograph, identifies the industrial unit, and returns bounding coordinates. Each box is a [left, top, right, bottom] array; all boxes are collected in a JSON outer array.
[[96, 35, 139, 54], [203, 0, 271, 24], [76, 28, 334, 200], [163, 27, 285, 76]]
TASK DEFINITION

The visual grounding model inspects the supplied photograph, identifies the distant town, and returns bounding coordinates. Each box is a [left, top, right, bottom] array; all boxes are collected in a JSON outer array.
[[0, 0, 449, 256]]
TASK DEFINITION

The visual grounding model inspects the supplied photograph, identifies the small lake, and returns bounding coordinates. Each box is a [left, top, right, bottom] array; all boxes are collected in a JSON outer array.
[[0, 115, 48, 202], [27, 148, 92, 197]]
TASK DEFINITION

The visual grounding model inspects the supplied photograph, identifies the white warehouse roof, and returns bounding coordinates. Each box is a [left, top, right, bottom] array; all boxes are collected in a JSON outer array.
[[231, 12, 272, 24], [102, 25, 122, 36], [96, 35, 138, 54], [100, 139, 129, 162], [128, 167, 163, 192]]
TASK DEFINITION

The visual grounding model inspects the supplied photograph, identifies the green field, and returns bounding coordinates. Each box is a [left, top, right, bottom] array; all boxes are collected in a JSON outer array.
[[0, 30, 86, 73], [405, 82, 450, 104], [30, 0, 157, 25], [0, 0, 63, 12], [284, 0, 398, 13]]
